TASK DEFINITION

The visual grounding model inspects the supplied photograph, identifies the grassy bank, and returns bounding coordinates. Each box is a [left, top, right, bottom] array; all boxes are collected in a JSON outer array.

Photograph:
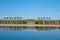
[[0, 20, 27, 24], [0, 20, 60, 24], [35, 20, 60, 24]]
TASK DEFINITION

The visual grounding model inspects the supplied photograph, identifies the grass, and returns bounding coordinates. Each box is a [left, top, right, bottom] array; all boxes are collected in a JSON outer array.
[[0, 20, 27, 24], [35, 20, 60, 24], [0, 19, 60, 24]]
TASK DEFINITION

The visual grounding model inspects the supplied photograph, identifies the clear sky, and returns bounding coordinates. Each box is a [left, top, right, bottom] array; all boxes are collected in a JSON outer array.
[[0, 0, 60, 20]]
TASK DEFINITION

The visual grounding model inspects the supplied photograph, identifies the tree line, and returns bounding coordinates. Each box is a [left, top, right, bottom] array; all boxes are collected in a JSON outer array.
[[3, 17, 22, 20], [3, 17, 51, 20], [38, 17, 51, 20]]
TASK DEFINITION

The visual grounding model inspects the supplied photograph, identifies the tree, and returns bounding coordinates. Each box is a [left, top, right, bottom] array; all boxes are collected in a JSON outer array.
[[41, 17, 42, 20], [6, 17, 8, 20], [15, 17, 16, 20], [4, 17, 6, 20], [10, 17, 11, 20], [43, 17, 45, 20], [49, 17, 51, 20], [38, 17, 40, 20], [20, 17, 22, 20], [17, 17, 19, 20]]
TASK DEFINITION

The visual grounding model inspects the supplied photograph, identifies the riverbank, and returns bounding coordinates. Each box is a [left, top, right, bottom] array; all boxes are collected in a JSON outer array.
[[0, 20, 60, 25], [0, 24, 60, 27]]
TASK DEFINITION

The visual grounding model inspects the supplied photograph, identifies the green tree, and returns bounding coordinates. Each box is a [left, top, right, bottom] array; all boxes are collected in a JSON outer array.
[[49, 17, 51, 20], [38, 17, 40, 20], [15, 17, 16, 20], [20, 17, 22, 20], [4, 17, 6, 20], [41, 17, 42, 20], [43, 17, 45, 20], [6, 17, 8, 20], [10, 17, 11, 20]]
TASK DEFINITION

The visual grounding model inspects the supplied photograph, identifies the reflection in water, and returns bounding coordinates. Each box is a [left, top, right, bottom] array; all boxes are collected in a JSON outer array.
[[0, 26, 60, 31]]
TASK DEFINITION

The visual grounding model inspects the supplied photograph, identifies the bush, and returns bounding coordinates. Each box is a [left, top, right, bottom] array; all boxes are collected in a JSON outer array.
[[35, 20, 43, 24], [23, 21, 27, 24]]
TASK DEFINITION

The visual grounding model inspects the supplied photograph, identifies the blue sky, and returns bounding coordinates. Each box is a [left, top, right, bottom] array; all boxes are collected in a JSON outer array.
[[0, 0, 60, 20]]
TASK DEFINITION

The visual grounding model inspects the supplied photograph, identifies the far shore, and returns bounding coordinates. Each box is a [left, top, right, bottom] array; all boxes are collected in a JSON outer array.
[[0, 24, 60, 27]]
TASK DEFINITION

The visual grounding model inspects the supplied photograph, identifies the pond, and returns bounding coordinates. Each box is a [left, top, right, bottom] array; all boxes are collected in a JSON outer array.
[[0, 26, 60, 40]]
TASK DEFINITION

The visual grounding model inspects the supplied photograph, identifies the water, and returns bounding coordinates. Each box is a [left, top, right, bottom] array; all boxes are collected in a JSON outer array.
[[0, 26, 60, 40]]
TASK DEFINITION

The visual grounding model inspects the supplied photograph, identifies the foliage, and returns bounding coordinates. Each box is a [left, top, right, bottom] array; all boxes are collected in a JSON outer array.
[[35, 20, 43, 24], [0, 20, 60, 24], [0, 20, 27, 24]]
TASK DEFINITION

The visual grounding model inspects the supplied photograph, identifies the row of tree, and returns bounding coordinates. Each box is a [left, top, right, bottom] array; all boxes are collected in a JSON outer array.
[[3, 17, 22, 20], [3, 17, 51, 20], [38, 17, 51, 20]]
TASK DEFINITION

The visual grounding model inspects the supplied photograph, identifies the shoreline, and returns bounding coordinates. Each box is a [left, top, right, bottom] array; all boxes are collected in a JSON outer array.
[[0, 24, 60, 27]]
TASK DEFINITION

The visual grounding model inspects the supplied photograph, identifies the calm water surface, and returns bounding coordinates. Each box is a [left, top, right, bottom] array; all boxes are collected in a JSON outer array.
[[0, 26, 60, 40]]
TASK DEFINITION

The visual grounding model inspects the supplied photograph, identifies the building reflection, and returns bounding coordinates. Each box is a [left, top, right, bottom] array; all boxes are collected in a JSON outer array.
[[0, 26, 60, 31]]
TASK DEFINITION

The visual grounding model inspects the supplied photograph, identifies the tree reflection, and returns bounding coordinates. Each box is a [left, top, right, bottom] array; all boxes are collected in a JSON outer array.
[[0, 26, 60, 31]]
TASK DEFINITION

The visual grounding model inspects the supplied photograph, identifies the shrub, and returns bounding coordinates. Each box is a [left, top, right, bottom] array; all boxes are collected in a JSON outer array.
[[23, 21, 27, 24]]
